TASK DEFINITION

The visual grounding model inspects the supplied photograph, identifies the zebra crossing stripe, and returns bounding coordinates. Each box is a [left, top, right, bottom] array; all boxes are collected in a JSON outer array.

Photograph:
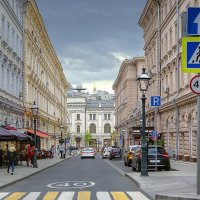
[[96, 192, 112, 200], [111, 192, 129, 200], [57, 192, 75, 200], [78, 191, 90, 200], [43, 192, 59, 200], [127, 191, 150, 200], [4, 192, 26, 200], [0, 193, 10, 199], [22, 192, 41, 200]]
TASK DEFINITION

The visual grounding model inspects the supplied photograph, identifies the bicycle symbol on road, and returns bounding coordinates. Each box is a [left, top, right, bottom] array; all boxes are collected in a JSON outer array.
[[47, 181, 95, 189]]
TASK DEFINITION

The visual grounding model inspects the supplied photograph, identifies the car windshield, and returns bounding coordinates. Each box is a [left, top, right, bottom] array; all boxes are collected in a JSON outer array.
[[83, 148, 94, 152], [148, 147, 165, 155], [131, 146, 138, 151]]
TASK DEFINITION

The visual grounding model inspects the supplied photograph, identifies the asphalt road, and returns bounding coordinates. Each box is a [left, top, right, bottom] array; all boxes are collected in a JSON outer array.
[[0, 154, 151, 200]]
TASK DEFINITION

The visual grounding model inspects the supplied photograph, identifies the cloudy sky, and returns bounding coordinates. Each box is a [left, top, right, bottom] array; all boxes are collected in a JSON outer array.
[[36, 0, 147, 93]]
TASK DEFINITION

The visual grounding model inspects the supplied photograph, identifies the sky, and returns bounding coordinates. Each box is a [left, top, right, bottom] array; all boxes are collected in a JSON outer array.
[[36, 0, 147, 93]]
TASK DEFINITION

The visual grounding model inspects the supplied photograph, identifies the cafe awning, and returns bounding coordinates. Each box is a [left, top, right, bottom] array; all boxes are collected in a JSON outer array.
[[9, 130, 32, 141], [0, 127, 16, 140], [23, 129, 49, 138]]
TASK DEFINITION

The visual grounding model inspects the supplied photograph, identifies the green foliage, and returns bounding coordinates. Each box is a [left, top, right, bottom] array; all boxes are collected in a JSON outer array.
[[110, 130, 116, 141], [84, 130, 92, 147]]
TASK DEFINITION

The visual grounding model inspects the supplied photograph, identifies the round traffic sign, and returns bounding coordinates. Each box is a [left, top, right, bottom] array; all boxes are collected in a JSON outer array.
[[190, 75, 200, 94]]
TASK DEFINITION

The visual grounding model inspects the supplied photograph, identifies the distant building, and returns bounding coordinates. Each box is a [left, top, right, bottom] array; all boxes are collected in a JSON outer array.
[[67, 87, 115, 148]]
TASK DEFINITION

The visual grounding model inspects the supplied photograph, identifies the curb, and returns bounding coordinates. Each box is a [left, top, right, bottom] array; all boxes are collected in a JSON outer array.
[[155, 194, 200, 200], [125, 173, 153, 200], [0, 155, 73, 190]]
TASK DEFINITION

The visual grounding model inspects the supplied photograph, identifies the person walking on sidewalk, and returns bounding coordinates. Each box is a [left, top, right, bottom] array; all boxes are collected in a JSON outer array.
[[7, 144, 17, 175]]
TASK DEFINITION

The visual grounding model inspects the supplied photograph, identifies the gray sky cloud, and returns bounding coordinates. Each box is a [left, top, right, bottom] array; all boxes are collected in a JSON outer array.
[[36, 0, 147, 93]]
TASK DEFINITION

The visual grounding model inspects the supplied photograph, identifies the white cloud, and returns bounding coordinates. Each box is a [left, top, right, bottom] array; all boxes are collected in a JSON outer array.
[[109, 52, 130, 63]]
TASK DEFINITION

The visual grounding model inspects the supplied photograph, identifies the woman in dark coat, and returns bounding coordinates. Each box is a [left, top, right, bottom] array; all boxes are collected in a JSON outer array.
[[7, 144, 17, 175]]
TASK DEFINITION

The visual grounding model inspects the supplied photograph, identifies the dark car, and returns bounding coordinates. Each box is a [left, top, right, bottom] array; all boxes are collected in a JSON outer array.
[[132, 145, 171, 172], [108, 147, 122, 160]]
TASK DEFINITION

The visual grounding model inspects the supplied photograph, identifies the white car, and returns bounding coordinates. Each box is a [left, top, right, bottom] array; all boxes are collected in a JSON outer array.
[[81, 148, 95, 159], [102, 147, 112, 159]]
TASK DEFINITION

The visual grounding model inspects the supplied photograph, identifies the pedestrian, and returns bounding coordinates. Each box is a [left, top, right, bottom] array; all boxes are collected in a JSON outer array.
[[25, 144, 30, 166], [7, 144, 17, 175], [28, 144, 34, 167]]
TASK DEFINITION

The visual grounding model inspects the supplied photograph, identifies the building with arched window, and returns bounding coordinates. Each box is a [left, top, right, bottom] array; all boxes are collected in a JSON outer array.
[[67, 89, 115, 148]]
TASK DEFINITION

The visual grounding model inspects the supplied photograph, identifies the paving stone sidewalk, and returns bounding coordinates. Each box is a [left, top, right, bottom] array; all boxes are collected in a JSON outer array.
[[126, 159, 200, 200]]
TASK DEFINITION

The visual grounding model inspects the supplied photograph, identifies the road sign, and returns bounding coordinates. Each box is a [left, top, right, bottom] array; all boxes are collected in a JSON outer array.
[[150, 96, 161, 107], [190, 75, 200, 94], [151, 130, 158, 141], [187, 7, 200, 35], [182, 37, 200, 73]]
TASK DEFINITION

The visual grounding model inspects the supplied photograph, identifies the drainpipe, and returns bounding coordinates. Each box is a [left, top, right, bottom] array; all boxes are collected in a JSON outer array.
[[172, 0, 180, 161], [154, 0, 161, 134]]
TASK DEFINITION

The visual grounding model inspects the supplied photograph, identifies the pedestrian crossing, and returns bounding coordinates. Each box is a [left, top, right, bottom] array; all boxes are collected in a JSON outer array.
[[0, 191, 150, 200]]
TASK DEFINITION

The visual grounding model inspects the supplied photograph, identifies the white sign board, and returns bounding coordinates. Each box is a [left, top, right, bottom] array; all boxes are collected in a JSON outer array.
[[190, 75, 200, 94]]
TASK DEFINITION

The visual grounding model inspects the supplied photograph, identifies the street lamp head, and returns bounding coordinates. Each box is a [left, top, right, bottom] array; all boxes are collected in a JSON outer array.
[[60, 123, 64, 131], [31, 101, 39, 117], [137, 68, 150, 92]]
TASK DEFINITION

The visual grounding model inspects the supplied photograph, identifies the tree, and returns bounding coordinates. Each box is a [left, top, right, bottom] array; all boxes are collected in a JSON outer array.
[[84, 130, 92, 147], [110, 130, 117, 146]]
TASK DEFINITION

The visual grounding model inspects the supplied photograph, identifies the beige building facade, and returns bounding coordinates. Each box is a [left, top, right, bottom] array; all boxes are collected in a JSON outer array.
[[112, 57, 145, 148], [23, 0, 68, 149], [135, 0, 199, 161]]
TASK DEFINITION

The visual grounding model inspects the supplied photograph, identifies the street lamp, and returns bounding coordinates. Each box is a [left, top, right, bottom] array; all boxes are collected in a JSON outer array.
[[69, 132, 72, 156], [31, 101, 39, 168], [60, 123, 64, 159], [137, 67, 150, 176]]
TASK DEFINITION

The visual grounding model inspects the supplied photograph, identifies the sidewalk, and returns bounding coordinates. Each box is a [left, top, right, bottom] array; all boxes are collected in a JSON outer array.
[[126, 159, 200, 200], [0, 153, 73, 189]]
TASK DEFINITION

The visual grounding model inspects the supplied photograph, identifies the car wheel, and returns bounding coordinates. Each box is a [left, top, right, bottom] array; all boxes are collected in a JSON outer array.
[[93, 157, 95, 159], [109, 156, 112, 160], [165, 165, 171, 171], [127, 159, 131, 167], [81, 157, 83, 159]]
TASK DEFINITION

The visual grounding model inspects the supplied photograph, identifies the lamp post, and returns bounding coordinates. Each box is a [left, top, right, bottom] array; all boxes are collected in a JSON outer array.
[[31, 101, 39, 168], [137, 68, 150, 176], [60, 123, 64, 159]]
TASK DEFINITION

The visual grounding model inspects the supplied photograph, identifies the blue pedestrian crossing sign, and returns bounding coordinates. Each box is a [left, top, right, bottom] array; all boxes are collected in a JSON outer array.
[[187, 7, 200, 35], [150, 96, 161, 107], [182, 37, 200, 73]]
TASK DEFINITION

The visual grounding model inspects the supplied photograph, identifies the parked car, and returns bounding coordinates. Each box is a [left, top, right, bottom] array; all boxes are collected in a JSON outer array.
[[124, 145, 140, 167], [132, 145, 171, 171], [108, 147, 122, 160], [81, 148, 95, 159], [102, 147, 112, 159]]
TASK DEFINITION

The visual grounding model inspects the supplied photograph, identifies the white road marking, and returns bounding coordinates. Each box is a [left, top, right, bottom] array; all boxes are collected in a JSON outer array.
[[22, 192, 41, 200], [0, 193, 10, 199], [96, 192, 112, 200], [57, 192, 75, 200], [127, 191, 149, 200]]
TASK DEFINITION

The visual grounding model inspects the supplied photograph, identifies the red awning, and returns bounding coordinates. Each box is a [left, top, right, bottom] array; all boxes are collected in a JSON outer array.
[[24, 129, 49, 138]]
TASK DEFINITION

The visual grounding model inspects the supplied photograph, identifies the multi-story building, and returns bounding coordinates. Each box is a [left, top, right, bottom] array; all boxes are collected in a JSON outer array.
[[112, 57, 145, 147], [135, 0, 199, 161], [67, 88, 115, 148], [0, 0, 25, 128], [23, 0, 68, 149]]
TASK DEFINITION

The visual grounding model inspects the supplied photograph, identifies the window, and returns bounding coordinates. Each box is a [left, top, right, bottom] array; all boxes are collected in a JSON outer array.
[[104, 114, 111, 120], [104, 124, 111, 133], [77, 125, 80, 133], [89, 114, 96, 120], [77, 114, 80, 120], [89, 124, 96, 133]]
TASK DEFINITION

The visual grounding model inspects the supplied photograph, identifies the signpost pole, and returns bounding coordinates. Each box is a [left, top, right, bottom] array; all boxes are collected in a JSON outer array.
[[197, 89, 200, 194]]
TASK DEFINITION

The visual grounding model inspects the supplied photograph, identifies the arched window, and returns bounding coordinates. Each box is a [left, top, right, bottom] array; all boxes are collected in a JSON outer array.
[[89, 124, 96, 133], [104, 123, 111, 133], [77, 125, 80, 133]]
